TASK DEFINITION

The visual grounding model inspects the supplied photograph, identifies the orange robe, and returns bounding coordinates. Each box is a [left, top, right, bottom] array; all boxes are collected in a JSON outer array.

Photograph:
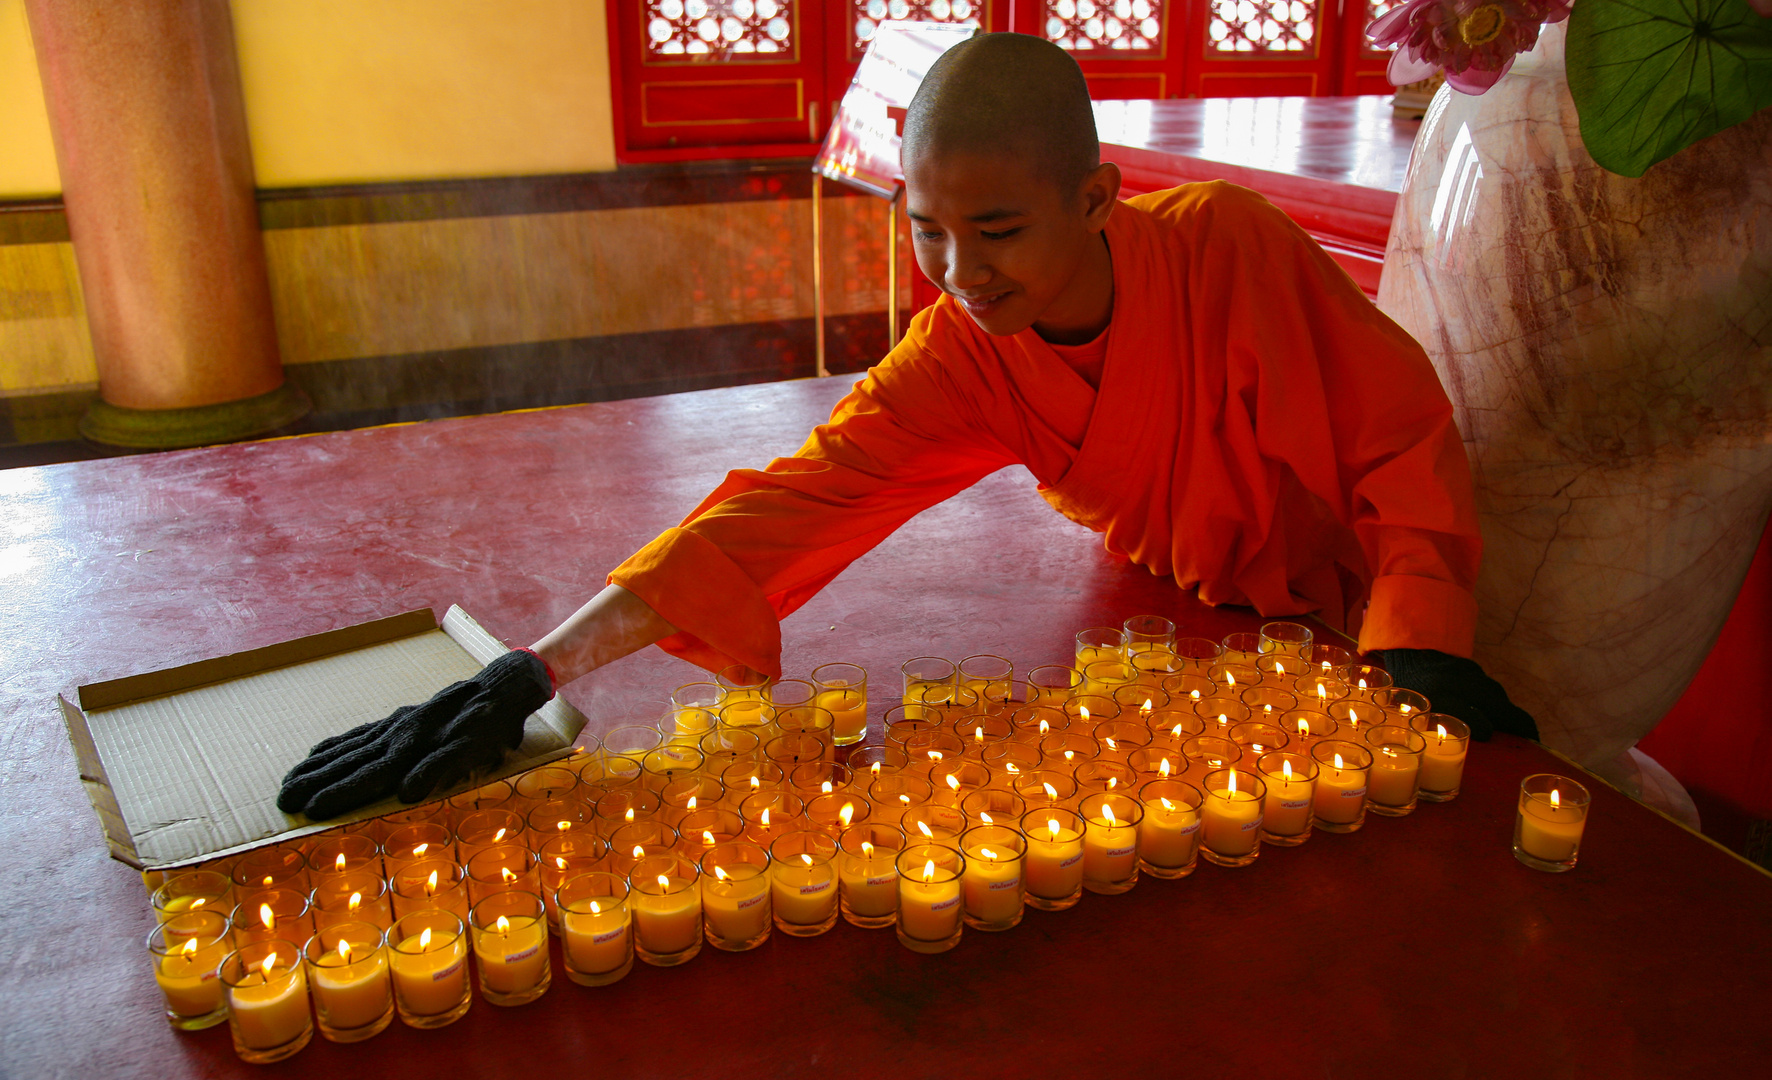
[[611, 182, 1481, 678]]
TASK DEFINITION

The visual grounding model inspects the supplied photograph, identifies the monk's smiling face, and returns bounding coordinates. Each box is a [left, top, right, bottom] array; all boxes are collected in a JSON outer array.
[[905, 149, 1119, 343]]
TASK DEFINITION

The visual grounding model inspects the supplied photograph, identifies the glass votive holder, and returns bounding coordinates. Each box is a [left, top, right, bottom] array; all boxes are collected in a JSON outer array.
[[882, 708, 943, 751], [838, 822, 906, 928], [1281, 709, 1337, 747], [929, 758, 994, 804], [1514, 775, 1591, 872], [675, 807, 747, 854], [383, 822, 456, 873], [1256, 653, 1308, 683], [867, 773, 934, 819], [1136, 779, 1204, 878], [1337, 663, 1393, 699], [813, 685, 868, 747], [1040, 730, 1099, 771], [307, 833, 382, 882], [465, 843, 541, 908], [957, 824, 1026, 931], [806, 791, 872, 836], [1208, 662, 1262, 701], [958, 653, 1014, 703], [1092, 718, 1152, 762], [232, 846, 310, 893], [1075, 626, 1125, 667], [1328, 698, 1385, 738], [847, 744, 909, 779], [1241, 684, 1299, 722], [1229, 720, 1290, 760], [902, 657, 958, 709], [811, 659, 868, 721], [903, 729, 966, 775], [895, 843, 966, 953], [1375, 686, 1432, 725], [444, 778, 516, 822], [148, 909, 232, 1030], [1365, 725, 1427, 816], [555, 871, 632, 986], [1024, 665, 1080, 709], [699, 841, 772, 951], [717, 696, 777, 739], [1161, 671, 1215, 707], [1128, 746, 1186, 785], [670, 680, 726, 739], [151, 870, 234, 925], [1113, 684, 1170, 719], [765, 731, 832, 769], [766, 678, 819, 710], [468, 890, 551, 1004], [1171, 637, 1223, 674], [1079, 791, 1143, 894], [1310, 740, 1374, 832], [1081, 657, 1138, 698], [1294, 673, 1350, 710], [455, 807, 528, 862], [1020, 807, 1086, 911], [1219, 631, 1263, 663], [700, 724, 762, 767], [921, 683, 984, 727], [720, 759, 785, 802], [1008, 703, 1069, 744], [386, 910, 471, 1027], [1123, 612, 1176, 651], [960, 786, 1027, 829], [301, 920, 392, 1043], [739, 789, 805, 848], [1011, 768, 1077, 810], [232, 887, 314, 947], [1308, 643, 1354, 673], [1182, 735, 1244, 772], [389, 858, 469, 922], [716, 663, 772, 700], [1257, 751, 1320, 847], [640, 743, 706, 794], [594, 788, 661, 836], [1073, 760, 1138, 804], [1064, 692, 1121, 726], [538, 833, 608, 925], [1258, 620, 1313, 658], [659, 775, 726, 827], [900, 801, 968, 844], [512, 765, 580, 810], [524, 797, 596, 852], [601, 723, 665, 770], [310, 869, 393, 931], [381, 802, 449, 831], [1411, 713, 1471, 802], [768, 830, 839, 936], [957, 714, 1014, 759], [220, 939, 312, 1063], [1147, 710, 1205, 750], [789, 760, 855, 800], [1200, 767, 1266, 868], [608, 819, 681, 876], [981, 739, 1042, 782], [1195, 697, 1252, 735]]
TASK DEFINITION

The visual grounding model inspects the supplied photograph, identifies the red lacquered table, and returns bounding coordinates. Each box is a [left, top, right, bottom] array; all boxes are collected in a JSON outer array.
[[1095, 95, 1418, 296], [2, 377, 1767, 1079]]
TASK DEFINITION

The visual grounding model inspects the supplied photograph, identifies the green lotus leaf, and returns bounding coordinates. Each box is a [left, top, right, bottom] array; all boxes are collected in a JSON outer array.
[[1566, 0, 1772, 177]]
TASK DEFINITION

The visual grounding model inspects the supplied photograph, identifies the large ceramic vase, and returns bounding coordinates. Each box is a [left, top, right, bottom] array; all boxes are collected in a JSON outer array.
[[1378, 22, 1772, 772]]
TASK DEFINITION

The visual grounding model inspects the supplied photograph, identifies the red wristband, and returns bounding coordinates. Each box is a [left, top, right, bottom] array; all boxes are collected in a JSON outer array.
[[514, 647, 557, 697]]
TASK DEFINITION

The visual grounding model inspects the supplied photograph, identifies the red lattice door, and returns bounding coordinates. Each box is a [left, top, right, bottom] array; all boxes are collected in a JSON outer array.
[[1182, 0, 1346, 97], [1036, 0, 1175, 100], [1337, 0, 1403, 94]]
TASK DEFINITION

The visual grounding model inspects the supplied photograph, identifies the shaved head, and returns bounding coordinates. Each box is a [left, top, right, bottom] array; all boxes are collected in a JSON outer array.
[[902, 33, 1099, 193]]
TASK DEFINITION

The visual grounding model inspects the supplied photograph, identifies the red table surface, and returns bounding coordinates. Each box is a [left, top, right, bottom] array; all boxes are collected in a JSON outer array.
[[2, 377, 1767, 1079]]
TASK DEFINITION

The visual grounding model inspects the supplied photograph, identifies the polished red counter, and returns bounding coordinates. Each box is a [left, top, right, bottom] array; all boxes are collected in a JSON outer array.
[[1094, 96, 1418, 295], [2, 377, 1767, 1078]]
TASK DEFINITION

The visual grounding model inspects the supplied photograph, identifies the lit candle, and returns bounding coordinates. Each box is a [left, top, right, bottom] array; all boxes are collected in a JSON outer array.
[[149, 911, 230, 1027], [815, 688, 867, 746], [1257, 753, 1318, 846], [554, 872, 632, 986], [222, 945, 313, 1058], [1309, 741, 1372, 832], [1019, 809, 1085, 911], [1364, 726, 1426, 816], [699, 842, 772, 950], [630, 863, 703, 962], [469, 893, 551, 1002], [959, 825, 1025, 930], [1515, 775, 1591, 870], [895, 846, 965, 952], [1135, 780, 1202, 877], [305, 930, 392, 1037], [1080, 793, 1142, 894], [387, 913, 469, 1022], [837, 826, 904, 927], [1200, 768, 1264, 866], [768, 834, 839, 935], [1412, 714, 1470, 801]]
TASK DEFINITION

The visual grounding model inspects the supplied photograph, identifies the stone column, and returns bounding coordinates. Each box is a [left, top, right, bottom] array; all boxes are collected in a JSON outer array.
[[25, 0, 307, 448]]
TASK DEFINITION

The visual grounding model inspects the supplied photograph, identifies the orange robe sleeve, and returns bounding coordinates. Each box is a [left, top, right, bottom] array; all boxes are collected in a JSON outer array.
[[609, 343, 1018, 677]]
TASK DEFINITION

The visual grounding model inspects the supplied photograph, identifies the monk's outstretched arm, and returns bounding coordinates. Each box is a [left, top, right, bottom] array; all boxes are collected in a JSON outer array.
[[529, 583, 678, 686]]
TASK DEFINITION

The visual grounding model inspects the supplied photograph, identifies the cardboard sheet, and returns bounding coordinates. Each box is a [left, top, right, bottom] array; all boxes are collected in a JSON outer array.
[[62, 606, 585, 871]]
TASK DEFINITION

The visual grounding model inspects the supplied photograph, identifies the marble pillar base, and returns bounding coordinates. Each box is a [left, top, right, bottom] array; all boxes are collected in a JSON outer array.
[[80, 382, 310, 450], [1377, 23, 1772, 768]]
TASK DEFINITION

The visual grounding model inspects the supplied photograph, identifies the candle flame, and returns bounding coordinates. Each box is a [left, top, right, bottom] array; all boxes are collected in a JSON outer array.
[[494, 827, 508, 843], [1160, 797, 1175, 810], [1038, 718, 1052, 736], [927, 750, 944, 763], [1005, 763, 1020, 775], [760, 808, 771, 827], [1358, 678, 1368, 689], [898, 795, 911, 807], [861, 841, 874, 857], [334, 853, 347, 873], [425, 870, 439, 897], [715, 866, 728, 882], [337, 939, 352, 963], [870, 762, 882, 776], [1298, 719, 1310, 737], [917, 821, 934, 839], [1159, 757, 1172, 777], [1251, 743, 1265, 754], [259, 903, 275, 930], [1079, 705, 1090, 723], [261, 875, 273, 887], [1317, 685, 1327, 701], [1436, 723, 1448, 743], [180, 938, 198, 956], [1283, 760, 1294, 781], [1217, 713, 1230, 728], [1228, 771, 1239, 795], [1141, 699, 1153, 717], [1382, 747, 1397, 758], [945, 774, 961, 792], [589, 901, 601, 915], [1104, 737, 1118, 751], [822, 780, 834, 794], [974, 725, 985, 744], [262, 951, 279, 976], [1170, 723, 1184, 739], [1550, 789, 1561, 808], [344, 891, 363, 914], [556, 857, 567, 869], [749, 776, 761, 791], [413, 843, 429, 857], [419, 927, 432, 949], [981, 847, 998, 860], [1043, 782, 1059, 800], [1046, 817, 1061, 841], [800, 854, 814, 866], [657, 874, 671, 889], [1226, 673, 1237, 689], [687, 796, 699, 811], [1333, 753, 1345, 771], [702, 830, 716, 847], [1103, 804, 1118, 826], [556, 820, 570, 832], [500, 868, 517, 885], [1107, 777, 1119, 790], [839, 803, 855, 827], [980, 812, 994, 824], [631, 845, 645, 859], [922, 859, 935, 882]]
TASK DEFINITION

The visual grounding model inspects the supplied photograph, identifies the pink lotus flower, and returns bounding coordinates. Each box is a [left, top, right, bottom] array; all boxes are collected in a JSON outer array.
[[1369, 0, 1573, 94]]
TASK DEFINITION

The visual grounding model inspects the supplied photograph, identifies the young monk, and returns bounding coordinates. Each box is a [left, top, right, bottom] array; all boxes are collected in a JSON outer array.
[[278, 33, 1534, 820]]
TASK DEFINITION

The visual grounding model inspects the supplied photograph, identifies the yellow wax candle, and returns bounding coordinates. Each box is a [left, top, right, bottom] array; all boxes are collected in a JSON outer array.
[[157, 893, 224, 922], [898, 861, 963, 941], [155, 938, 227, 1018], [228, 960, 311, 1050], [389, 930, 467, 1017], [1137, 797, 1200, 868], [1202, 783, 1262, 857], [1075, 644, 1119, 668], [1022, 819, 1084, 901], [560, 903, 630, 974], [309, 941, 391, 1031], [838, 850, 900, 919], [1262, 764, 1315, 837], [771, 856, 838, 927], [1519, 790, 1587, 862], [960, 845, 1022, 924], [815, 689, 867, 744], [1082, 810, 1139, 885], [472, 916, 548, 995], [1313, 756, 1367, 823], [673, 706, 717, 742], [1368, 748, 1420, 807], [1419, 729, 1468, 793], [633, 878, 702, 955], [702, 865, 771, 942]]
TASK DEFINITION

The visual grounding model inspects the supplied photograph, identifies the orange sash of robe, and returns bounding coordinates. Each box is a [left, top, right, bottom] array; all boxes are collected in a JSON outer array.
[[612, 182, 1481, 678]]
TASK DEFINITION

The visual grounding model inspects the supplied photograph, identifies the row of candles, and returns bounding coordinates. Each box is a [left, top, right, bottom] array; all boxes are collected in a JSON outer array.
[[142, 618, 1591, 1062]]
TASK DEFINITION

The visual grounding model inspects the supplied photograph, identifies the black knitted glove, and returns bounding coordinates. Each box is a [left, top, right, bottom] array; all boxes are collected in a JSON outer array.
[[276, 649, 553, 820], [1379, 648, 1538, 742]]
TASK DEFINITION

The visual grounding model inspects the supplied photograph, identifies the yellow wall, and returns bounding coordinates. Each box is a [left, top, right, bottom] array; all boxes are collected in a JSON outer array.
[[232, 0, 617, 187], [0, 0, 60, 198]]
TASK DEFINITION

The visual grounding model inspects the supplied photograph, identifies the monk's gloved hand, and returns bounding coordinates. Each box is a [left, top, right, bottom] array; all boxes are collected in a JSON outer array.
[[276, 649, 554, 820], [1378, 648, 1537, 742]]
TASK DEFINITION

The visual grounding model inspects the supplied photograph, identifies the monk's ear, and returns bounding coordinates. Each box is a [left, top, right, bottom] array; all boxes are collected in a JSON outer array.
[[1078, 162, 1120, 231]]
